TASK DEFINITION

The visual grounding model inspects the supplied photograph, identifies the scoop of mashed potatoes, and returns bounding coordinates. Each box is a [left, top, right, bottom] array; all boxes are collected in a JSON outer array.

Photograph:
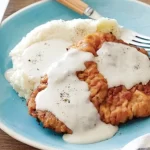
[[6, 18, 121, 99]]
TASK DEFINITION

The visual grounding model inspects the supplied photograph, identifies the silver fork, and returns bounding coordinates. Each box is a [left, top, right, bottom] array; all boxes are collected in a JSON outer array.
[[121, 28, 150, 52], [57, 0, 150, 52]]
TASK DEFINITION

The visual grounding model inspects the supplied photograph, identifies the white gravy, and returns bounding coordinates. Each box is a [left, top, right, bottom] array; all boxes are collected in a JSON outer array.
[[63, 121, 118, 144], [96, 42, 150, 89], [21, 39, 71, 78], [36, 49, 118, 144]]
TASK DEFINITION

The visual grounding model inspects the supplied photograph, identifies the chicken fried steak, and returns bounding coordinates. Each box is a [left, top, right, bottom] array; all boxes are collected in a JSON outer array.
[[28, 32, 149, 133]]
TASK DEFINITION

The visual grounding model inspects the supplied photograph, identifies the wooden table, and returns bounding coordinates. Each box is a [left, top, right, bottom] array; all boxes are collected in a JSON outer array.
[[1, 0, 150, 150]]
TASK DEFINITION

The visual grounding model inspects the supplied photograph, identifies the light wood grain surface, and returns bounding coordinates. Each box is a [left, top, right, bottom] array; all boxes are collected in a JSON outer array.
[[1, 0, 150, 150]]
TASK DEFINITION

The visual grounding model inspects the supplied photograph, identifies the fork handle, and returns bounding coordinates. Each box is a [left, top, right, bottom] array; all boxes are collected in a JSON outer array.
[[56, 0, 89, 14]]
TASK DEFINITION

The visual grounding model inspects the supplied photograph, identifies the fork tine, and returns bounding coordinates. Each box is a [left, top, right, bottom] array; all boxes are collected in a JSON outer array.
[[130, 43, 150, 51], [136, 33, 150, 41], [120, 28, 150, 52], [133, 39, 150, 44], [130, 41, 150, 48]]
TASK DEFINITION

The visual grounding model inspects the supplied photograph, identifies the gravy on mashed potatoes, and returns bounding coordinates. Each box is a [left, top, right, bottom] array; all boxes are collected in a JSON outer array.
[[5, 18, 120, 99]]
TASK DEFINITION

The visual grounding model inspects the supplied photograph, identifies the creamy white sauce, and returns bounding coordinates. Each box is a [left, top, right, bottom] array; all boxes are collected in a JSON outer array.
[[63, 121, 118, 144], [96, 42, 150, 89], [36, 49, 118, 144], [5, 18, 121, 99], [5, 39, 71, 91], [21, 39, 71, 78]]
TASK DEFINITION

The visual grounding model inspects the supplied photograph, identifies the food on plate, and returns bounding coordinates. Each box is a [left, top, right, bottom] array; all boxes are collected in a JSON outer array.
[[28, 33, 116, 133], [28, 31, 150, 144], [5, 18, 150, 144], [100, 82, 150, 125], [5, 18, 120, 99], [28, 75, 72, 134], [28, 32, 120, 144]]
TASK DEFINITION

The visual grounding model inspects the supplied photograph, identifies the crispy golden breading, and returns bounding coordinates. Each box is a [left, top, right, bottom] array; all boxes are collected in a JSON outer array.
[[100, 82, 150, 125], [80, 33, 150, 126], [77, 62, 108, 110], [28, 32, 149, 133]]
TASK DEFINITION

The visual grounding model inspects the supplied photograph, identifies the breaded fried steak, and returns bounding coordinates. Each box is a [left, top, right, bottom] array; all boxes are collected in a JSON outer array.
[[100, 82, 150, 125], [28, 32, 150, 133]]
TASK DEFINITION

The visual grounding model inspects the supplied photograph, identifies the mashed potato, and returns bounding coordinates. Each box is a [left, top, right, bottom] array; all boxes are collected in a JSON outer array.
[[6, 18, 121, 99]]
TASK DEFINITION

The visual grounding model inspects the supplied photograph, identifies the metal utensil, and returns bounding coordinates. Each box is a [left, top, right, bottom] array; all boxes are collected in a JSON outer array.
[[0, 0, 10, 23], [57, 0, 150, 52], [120, 28, 150, 52], [56, 0, 101, 19]]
